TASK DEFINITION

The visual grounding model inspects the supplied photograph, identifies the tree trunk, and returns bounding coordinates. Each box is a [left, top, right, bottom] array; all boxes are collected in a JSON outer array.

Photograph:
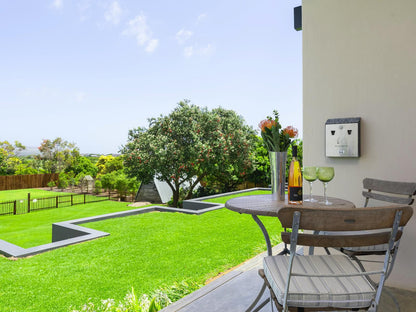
[[166, 180, 180, 207], [185, 175, 205, 200], [171, 190, 180, 207]]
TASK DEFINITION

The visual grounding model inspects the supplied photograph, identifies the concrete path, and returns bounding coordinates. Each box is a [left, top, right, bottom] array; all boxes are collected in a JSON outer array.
[[161, 245, 284, 312], [161, 244, 416, 312]]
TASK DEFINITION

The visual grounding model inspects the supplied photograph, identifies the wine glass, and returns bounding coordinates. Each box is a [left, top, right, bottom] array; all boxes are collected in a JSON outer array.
[[317, 167, 335, 205], [303, 167, 318, 202]]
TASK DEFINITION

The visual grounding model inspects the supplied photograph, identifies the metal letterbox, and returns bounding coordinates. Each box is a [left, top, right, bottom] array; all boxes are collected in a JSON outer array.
[[325, 118, 361, 157]]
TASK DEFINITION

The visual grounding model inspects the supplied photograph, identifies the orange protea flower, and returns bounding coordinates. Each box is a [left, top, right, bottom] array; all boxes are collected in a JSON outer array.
[[258, 119, 277, 132], [283, 126, 298, 138]]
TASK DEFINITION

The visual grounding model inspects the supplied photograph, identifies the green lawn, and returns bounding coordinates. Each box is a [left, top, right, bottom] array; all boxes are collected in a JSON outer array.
[[203, 189, 270, 203], [0, 200, 140, 248], [0, 188, 75, 202], [0, 189, 281, 312]]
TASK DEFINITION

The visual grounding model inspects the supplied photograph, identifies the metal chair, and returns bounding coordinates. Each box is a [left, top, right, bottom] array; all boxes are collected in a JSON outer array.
[[338, 178, 416, 280], [259, 205, 413, 312]]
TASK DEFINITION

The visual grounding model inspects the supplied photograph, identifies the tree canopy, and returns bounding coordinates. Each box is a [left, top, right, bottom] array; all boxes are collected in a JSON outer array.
[[36, 137, 80, 173], [0, 141, 26, 175], [122, 100, 254, 207]]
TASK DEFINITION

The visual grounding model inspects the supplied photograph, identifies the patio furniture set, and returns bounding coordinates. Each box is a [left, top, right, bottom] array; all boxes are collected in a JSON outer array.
[[225, 178, 416, 312]]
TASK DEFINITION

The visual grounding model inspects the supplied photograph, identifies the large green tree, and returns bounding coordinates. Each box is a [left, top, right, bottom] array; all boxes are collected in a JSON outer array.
[[36, 137, 80, 173], [202, 107, 255, 192], [246, 135, 270, 187], [0, 141, 26, 175], [66, 156, 98, 177], [95, 155, 123, 176], [122, 100, 254, 207]]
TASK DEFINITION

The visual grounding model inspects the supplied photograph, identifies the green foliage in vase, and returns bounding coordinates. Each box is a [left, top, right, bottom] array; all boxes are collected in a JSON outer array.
[[258, 110, 298, 152]]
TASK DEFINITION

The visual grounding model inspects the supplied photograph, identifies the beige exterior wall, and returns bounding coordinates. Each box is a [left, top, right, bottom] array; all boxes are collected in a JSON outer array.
[[302, 0, 416, 289]]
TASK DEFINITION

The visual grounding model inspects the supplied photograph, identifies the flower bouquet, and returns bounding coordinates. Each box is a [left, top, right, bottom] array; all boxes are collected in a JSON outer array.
[[259, 110, 298, 200], [258, 110, 298, 152]]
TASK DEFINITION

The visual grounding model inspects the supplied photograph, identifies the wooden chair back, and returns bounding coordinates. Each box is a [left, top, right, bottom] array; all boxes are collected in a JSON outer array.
[[278, 206, 413, 248], [363, 178, 416, 206]]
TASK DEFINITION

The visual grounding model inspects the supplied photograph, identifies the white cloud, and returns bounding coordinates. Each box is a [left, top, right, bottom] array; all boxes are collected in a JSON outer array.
[[123, 14, 159, 53], [104, 1, 122, 25], [175, 29, 193, 44], [145, 39, 159, 53], [199, 43, 215, 57], [51, 0, 63, 10], [178, 13, 213, 58], [183, 44, 215, 58], [77, 0, 92, 21], [184, 46, 194, 58], [197, 13, 207, 23]]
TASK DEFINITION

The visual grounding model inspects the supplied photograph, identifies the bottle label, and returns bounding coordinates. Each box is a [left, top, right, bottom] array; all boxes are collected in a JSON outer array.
[[289, 187, 303, 202]]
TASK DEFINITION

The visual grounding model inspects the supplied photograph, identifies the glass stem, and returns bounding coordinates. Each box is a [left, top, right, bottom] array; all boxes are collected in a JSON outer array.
[[323, 182, 328, 204], [309, 181, 313, 199]]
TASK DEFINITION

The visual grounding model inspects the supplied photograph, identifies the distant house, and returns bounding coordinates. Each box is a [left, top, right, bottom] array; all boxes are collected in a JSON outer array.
[[80, 175, 94, 193], [135, 177, 172, 203], [135, 177, 200, 204]]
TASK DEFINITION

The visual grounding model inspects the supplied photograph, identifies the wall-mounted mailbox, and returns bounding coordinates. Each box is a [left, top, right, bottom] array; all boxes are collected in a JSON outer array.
[[325, 117, 361, 157], [294, 6, 302, 31]]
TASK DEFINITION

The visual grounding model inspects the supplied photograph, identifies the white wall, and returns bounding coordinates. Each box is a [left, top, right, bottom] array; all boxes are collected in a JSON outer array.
[[303, 0, 416, 289]]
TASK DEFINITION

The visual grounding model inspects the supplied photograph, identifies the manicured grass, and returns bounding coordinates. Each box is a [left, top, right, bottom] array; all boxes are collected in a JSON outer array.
[[0, 189, 282, 312], [0, 200, 141, 248], [203, 189, 270, 203], [0, 188, 75, 202]]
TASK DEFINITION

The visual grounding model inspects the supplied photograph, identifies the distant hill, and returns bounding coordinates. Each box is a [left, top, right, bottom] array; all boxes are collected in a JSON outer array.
[[16, 147, 119, 158], [17, 146, 40, 156]]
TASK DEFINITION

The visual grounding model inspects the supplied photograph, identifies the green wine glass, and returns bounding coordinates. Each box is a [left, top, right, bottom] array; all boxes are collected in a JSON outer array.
[[303, 166, 318, 202], [317, 167, 335, 205]]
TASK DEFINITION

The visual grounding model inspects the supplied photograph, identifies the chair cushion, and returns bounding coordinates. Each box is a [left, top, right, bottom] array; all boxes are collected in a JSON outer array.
[[263, 255, 376, 309]]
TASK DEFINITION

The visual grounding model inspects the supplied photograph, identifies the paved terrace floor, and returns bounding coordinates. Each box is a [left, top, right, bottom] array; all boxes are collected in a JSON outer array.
[[161, 244, 416, 312]]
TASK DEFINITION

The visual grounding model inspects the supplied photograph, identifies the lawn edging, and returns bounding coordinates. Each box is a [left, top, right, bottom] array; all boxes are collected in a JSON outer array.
[[0, 187, 270, 258]]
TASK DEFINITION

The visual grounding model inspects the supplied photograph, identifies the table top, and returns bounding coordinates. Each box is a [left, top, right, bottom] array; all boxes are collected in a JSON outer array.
[[225, 194, 356, 216]]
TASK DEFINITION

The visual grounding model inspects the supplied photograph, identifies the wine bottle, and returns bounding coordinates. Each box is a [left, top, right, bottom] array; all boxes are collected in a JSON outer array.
[[288, 145, 303, 204]]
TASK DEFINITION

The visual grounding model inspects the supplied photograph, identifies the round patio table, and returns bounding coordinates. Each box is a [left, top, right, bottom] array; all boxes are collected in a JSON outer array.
[[225, 194, 356, 312]]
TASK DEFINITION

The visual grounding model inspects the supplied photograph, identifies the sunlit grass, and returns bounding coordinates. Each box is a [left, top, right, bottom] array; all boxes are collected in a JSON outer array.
[[0, 189, 282, 312], [0, 188, 76, 202], [0, 200, 141, 247]]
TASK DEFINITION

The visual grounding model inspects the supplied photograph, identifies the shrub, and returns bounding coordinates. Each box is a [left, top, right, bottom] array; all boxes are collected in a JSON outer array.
[[115, 174, 129, 200], [71, 281, 202, 312], [57, 172, 69, 190], [70, 281, 201, 312], [193, 185, 219, 198], [70, 287, 164, 312], [94, 180, 102, 195], [101, 171, 118, 196], [47, 180, 57, 190]]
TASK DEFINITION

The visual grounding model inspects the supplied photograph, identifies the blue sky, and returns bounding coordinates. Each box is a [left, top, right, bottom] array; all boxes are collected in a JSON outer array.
[[1, 0, 302, 154]]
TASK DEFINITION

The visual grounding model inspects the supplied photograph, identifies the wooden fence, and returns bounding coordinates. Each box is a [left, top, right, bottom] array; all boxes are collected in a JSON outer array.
[[0, 174, 59, 191], [0, 193, 109, 216]]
